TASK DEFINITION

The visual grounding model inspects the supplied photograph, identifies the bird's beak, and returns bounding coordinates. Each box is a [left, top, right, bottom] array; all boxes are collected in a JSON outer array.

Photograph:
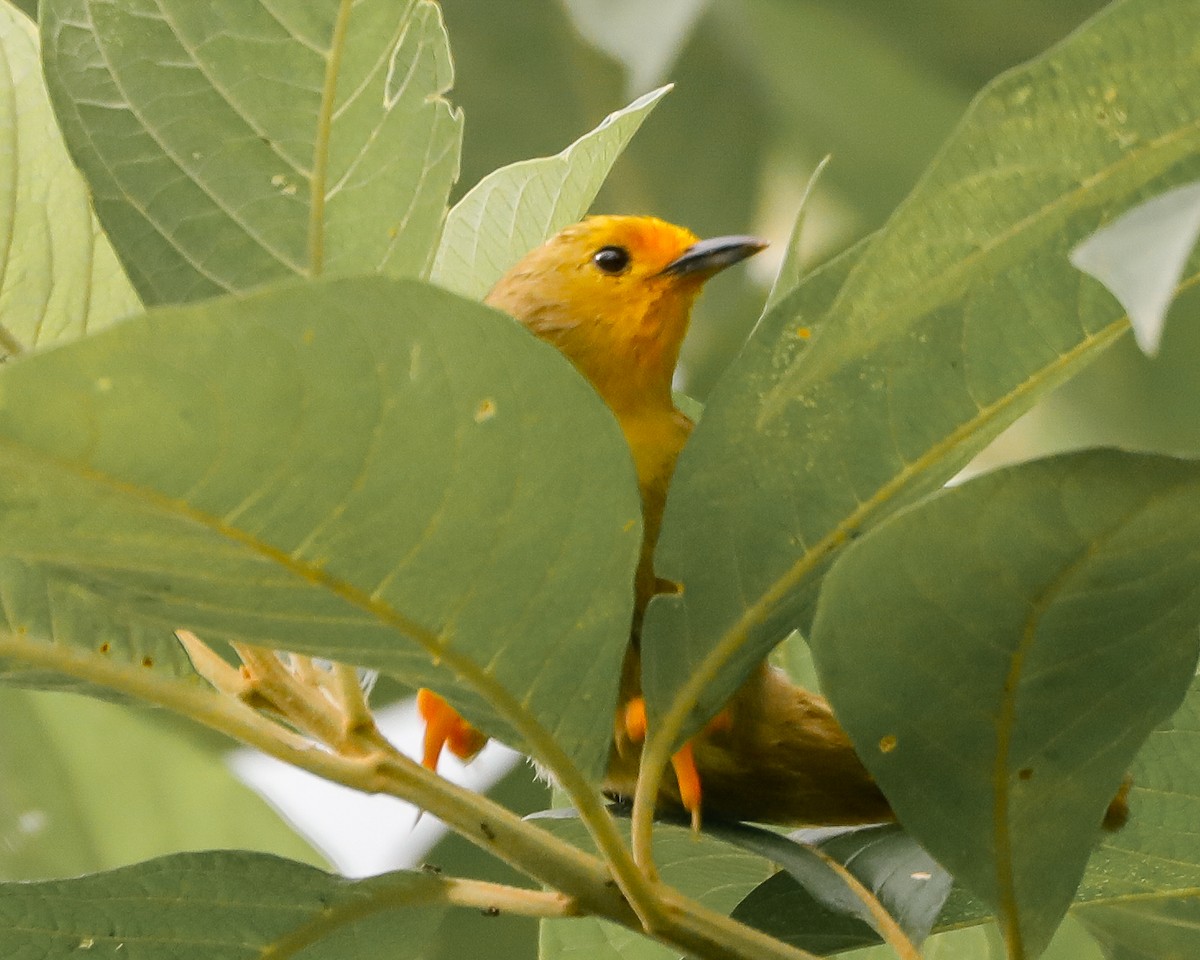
[[658, 235, 767, 278]]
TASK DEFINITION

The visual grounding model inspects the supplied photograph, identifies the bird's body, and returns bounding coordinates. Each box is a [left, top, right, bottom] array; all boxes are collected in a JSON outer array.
[[421, 214, 887, 825], [421, 214, 1128, 831], [484, 217, 703, 615]]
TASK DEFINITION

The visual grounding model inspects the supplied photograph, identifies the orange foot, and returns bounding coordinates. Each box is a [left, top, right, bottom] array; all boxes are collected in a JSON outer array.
[[623, 697, 731, 831], [416, 689, 489, 771]]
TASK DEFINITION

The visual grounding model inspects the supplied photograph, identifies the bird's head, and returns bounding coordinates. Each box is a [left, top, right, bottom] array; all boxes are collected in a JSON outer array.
[[485, 215, 765, 415]]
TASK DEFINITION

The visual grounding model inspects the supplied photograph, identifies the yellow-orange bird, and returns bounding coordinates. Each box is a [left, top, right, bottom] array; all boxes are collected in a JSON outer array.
[[420, 215, 1128, 831]]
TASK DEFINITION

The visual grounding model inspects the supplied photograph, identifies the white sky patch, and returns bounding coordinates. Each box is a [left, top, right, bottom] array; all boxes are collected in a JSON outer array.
[[1070, 181, 1200, 357], [230, 697, 520, 878]]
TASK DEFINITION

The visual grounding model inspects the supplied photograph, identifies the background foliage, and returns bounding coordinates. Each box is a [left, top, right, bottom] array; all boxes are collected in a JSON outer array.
[[0, 1, 1198, 959]]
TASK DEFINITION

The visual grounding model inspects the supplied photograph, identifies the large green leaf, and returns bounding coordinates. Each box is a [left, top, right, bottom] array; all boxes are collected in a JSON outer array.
[[759, 669, 1200, 954], [39, 0, 462, 305], [1073, 672, 1200, 957], [728, 824, 951, 954], [642, 0, 1200, 742], [0, 850, 444, 958], [430, 85, 669, 300], [0, 1, 138, 361], [0, 276, 641, 780], [809, 450, 1200, 956], [731, 685, 1200, 957], [0, 688, 321, 881]]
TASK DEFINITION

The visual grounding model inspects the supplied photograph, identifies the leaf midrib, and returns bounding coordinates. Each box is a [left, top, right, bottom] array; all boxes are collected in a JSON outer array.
[[307, 0, 354, 276]]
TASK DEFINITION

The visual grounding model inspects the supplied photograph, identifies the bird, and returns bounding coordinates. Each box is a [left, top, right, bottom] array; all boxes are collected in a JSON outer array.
[[418, 215, 1131, 832]]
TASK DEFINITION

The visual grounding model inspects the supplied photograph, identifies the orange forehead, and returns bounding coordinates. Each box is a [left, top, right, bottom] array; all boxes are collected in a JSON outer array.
[[558, 215, 700, 272]]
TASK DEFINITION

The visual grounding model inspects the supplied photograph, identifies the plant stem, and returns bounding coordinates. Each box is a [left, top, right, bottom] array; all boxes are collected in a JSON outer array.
[[437, 877, 578, 918], [631, 742, 667, 875], [331, 661, 375, 735], [0, 631, 822, 960], [232, 642, 345, 745], [176, 630, 246, 697], [806, 845, 922, 960], [290, 653, 326, 690]]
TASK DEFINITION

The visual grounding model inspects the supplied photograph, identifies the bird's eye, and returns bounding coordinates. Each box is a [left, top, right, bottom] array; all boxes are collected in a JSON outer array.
[[592, 245, 630, 274]]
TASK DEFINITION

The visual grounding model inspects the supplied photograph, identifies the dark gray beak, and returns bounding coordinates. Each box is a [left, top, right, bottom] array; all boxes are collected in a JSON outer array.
[[659, 235, 767, 277]]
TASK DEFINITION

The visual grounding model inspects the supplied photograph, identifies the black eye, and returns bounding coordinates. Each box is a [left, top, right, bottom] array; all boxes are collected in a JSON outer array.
[[592, 245, 630, 274]]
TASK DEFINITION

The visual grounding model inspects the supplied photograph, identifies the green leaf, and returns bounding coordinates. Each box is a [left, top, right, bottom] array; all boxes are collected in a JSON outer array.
[[0, 850, 445, 958], [1071, 180, 1200, 356], [761, 155, 831, 315], [727, 824, 951, 953], [642, 0, 1200, 742], [0, 276, 642, 780], [1080, 900, 1199, 959], [430, 86, 669, 300], [534, 808, 775, 960], [809, 450, 1200, 957], [814, 669, 1200, 953], [0, 557, 197, 692], [702, 676, 1200, 954], [0, 688, 322, 881], [1073, 672, 1200, 957], [7, 1, 37, 22], [39, 0, 462, 305], [0, 1, 138, 361], [540, 918, 672, 960]]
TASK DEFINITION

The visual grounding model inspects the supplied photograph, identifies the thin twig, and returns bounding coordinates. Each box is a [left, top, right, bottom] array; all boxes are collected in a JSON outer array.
[[175, 630, 248, 698], [805, 844, 922, 960], [289, 653, 325, 690], [231, 642, 344, 745], [331, 661, 375, 737], [631, 734, 668, 877], [3, 631, 822, 960], [438, 877, 579, 918]]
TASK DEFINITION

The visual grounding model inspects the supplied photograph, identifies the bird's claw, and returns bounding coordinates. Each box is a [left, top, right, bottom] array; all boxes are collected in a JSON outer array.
[[622, 697, 731, 831], [416, 688, 489, 771]]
